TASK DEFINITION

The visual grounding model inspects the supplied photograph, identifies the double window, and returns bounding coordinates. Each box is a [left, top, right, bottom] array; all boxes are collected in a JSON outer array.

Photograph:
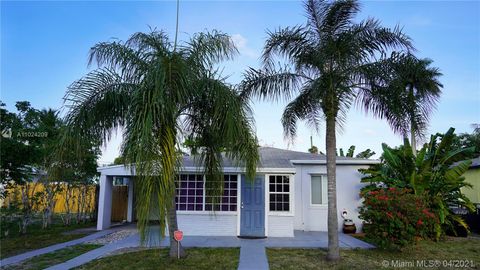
[[268, 175, 291, 212], [311, 175, 327, 205], [175, 174, 237, 212]]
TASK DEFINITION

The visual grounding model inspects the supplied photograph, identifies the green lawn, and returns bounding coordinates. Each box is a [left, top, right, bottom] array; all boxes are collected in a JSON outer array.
[[267, 237, 480, 270], [0, 222, 96, 259], [75, 248, 240, 270], [2, 244, 102, 270]]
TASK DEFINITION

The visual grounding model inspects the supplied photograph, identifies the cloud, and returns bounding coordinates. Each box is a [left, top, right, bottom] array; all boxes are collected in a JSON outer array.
[[231, 33, 259, 59]]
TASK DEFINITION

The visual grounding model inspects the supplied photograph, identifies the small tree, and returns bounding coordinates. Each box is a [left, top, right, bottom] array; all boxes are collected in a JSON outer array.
[[0, 102, 39, 196], [37, 180, 61, 229], [19, 182, 40, 234]]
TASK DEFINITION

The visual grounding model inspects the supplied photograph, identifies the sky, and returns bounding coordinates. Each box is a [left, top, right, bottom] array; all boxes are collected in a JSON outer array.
[[1, 0, 479, 165]]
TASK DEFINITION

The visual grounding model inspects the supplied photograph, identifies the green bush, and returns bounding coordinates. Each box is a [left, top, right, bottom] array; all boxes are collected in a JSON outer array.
[[360, 128, 475, 236], [359, 188, 439, 249]]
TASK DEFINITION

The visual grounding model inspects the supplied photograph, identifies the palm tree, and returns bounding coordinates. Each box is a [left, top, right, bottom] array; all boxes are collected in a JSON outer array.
[[377, 53, 443, 153], [61, 29, 259, 258], [241, 0, 412, 260]]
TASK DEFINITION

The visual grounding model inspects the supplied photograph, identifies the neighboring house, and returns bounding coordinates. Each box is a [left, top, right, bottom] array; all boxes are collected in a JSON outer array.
[[96, 147, 377, 237], [462, 157, 480, 205]]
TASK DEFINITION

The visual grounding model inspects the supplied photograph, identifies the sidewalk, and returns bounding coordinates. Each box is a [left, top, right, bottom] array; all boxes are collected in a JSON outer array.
[[45, 232, 140, 270], [43, 230, 373, 270], [238, 239, 269, 270], [0, 229, 114, 267]]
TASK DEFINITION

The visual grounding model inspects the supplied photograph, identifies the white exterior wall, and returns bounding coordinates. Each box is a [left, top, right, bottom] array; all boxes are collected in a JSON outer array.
[[97, 161, 372, 236], [267, 215, 294, 237], [177, 213, 237, 236], [97, 175, 113, 230], [294, 164, 368, 232]]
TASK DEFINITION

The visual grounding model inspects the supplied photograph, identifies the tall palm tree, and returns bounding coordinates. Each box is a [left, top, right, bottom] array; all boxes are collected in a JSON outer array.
[[378, 53, 443, 153], [241, 0, 412, 260], [61, 29, 258, 258]]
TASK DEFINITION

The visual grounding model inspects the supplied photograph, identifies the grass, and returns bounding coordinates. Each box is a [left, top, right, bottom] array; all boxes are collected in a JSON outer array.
[[75, 248, 240, 270], [2, 244, 102, 270], [267, 237, 480, 270], [0, 221, 96, 259]]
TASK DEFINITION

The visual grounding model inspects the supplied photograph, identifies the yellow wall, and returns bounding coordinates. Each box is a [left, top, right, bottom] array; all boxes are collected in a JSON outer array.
[[462, 168, 480, 204], [1, 183, 97, 213]]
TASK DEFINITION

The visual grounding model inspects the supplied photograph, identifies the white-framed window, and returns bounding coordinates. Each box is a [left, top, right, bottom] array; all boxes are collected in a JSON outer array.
[[175, 174, 237, 212], [205, 174, 238, 211], [176, 174, 204, 211], [268, 175, 291, 212], [311, 175, 327, 205]]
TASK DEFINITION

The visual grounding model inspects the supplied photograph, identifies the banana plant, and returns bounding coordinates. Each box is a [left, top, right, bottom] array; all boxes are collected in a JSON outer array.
[[360, 127, 475, 236]]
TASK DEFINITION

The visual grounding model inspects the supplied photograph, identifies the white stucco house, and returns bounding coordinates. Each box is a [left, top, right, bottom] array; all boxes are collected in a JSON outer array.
[[96, 147, 378, 237]]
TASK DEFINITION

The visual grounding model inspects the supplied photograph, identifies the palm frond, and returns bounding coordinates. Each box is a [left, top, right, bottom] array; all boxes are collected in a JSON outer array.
[[281, 83, 323, 141], [185, 30, 238, 68], [63, 68, 135, 142], [241, 63, 311, 102], [262, 26, 311, 65]]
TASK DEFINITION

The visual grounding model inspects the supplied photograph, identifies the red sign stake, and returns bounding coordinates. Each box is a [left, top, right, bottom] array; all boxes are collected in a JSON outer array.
[[174, 230, 183, 259]]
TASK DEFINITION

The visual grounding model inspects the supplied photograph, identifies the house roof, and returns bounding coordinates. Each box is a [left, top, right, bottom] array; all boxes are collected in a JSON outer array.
[[181, 146, 378, 169], [470, 157, 480, 168], [452, 156, 480, 169], [98, 146, 378, 172]]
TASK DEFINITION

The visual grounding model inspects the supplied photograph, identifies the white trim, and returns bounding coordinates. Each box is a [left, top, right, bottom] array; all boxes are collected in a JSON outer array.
[[236, 173, 241, 236], [299, 166, 305, 230], [97, 159, 376, 173], [291, 159, 379, 165], [264, 174, 269, 237], [98, 165, 296, 174], [176, 211, 237, 215], [127, 178, 134, 222], [97, 164, 128, 170], [266, 174, 295, 217], [203, 175, 206, 212], [309, 174, 328, 207]]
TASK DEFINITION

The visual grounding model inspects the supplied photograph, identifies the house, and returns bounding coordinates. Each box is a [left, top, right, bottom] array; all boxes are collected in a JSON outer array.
[[96, 147, 378, 237], [461, 157, 480, 205]]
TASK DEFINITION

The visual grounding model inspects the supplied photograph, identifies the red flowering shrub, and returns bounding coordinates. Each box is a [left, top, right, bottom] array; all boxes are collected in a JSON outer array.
[[359, 188, 439, 249]]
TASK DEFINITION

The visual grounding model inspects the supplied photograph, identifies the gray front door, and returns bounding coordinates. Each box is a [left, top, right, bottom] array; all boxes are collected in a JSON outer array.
[[240, 175, 265, 237]]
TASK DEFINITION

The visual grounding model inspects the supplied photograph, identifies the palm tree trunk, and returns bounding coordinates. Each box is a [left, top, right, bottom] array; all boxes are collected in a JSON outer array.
[[325, 115, 340, 261], [410, 125, 417, 156], [408, 85, 417, 155], [167, 191, 185, 258]]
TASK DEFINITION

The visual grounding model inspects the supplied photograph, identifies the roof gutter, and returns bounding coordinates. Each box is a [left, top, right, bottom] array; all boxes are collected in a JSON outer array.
[[290, 159, 380, 165], [97, 165, 296, 174]]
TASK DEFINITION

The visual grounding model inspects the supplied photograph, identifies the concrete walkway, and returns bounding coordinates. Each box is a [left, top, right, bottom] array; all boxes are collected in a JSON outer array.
[[0, 229, 115, 267], [238, 240, 269, 270], [43, 230, 373, 270], [46, 232, 140, 270]]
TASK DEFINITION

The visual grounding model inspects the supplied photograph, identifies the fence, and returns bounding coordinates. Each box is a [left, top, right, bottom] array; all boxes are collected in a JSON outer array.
[[1, 183, 97, 214]]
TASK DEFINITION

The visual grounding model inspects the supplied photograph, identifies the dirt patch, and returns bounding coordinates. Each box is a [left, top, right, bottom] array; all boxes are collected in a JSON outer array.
[[86, 229, 137, 245]]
